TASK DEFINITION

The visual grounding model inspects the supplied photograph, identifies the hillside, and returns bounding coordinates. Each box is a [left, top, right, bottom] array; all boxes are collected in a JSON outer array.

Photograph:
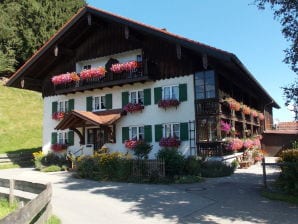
[[0, 80, 42, 154]]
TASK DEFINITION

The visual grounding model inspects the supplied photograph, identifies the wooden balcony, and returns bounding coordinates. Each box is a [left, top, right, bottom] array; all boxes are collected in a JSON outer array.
[[54, 63, 152, 95]]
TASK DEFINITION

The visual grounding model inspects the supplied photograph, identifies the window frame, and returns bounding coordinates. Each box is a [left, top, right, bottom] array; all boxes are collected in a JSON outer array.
[[129, 126, 145, 141], [195, 70, 216, 100], [129, 90, 144, 105], [163, 123, 180, 139], [162, 85, 179, 100], [58, 100, 69, 113], [57, 131, 68, 144], [93, 95, 106, 111], [83, 64, 91, 70]]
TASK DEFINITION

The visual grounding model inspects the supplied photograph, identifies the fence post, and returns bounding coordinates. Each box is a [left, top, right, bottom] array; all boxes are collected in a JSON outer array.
[[9, 179, 15, 206], [262, 157, 267, 189]]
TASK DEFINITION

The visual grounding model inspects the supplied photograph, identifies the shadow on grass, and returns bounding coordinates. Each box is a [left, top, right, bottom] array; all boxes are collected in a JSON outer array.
[[2, 147, 41, 168], [56, 166, 298, 223]]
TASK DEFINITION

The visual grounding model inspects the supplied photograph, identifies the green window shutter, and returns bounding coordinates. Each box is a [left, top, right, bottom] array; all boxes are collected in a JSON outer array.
[[68, 99, 74, 111], [180, 122, 189, 141], [144, 125, 152, 142], [52, 101, 58, 114], [105, 94, 112, 109], [154, 124, 163, 142], [154, 87, 162, 104], [86, 96, 93, 111], [143, 88, 151, 106], [122, 127, 129, 143], [68, 131, 74, 146], [51, 132, 57, 144], [122, 92, 129, 107], [179, 83, 187, 102]]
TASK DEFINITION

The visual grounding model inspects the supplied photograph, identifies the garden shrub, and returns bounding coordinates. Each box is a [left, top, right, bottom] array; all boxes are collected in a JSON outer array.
[[156, 148, 185, 178], [41, 153, 67, 167], [97, 152, 123, 180], [77, 156, 100, 179], [277, 149, 298, 195], [201, 161, 236, 178], [183, 156, 202, 176], [133, 142, 152, 159]]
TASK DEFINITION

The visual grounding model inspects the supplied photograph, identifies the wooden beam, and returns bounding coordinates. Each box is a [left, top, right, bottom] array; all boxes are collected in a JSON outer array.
[[176, 44, 181, 60], [70, 128, 85, 145], [87, 13, 92, 26], [124, 26, 129, 39], [53, 45, 74, 57]]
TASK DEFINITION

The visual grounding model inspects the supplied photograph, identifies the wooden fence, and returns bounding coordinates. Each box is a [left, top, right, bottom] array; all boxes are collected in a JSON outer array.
[[0, 178, 52, 224]]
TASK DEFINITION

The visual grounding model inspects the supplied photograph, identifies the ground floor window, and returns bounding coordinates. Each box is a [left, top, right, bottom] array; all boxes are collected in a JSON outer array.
[[130, 126, 144, 140], [197, 117, 217, 141], [58, 131, 68, 144], [164, 123, 180, 139]]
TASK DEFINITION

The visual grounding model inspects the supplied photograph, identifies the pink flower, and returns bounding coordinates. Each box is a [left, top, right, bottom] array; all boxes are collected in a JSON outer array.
[[220, 120, 231, 133], [52, 112, 65, 120], [80, 67, 106, 80], [110, 61, 139, 73], [243, 139, 254, 149], [225, 138, 243, 151], [51, 73, 73, 85]]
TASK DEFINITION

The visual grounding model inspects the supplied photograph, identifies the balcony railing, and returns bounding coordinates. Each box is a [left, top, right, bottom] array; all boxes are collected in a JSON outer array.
[[54, 65, 150, 95]]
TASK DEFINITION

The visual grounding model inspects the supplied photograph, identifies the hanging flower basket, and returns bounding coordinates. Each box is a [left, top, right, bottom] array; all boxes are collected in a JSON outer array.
[[159, 137, 181, 148], [241, 105, 251, 115], [243, 139, 254, 149], [110, 61, 139, 74], [51, 143, 68, 152], [123, 103, 144, 113], [158, 99, 180, 109], [124, 140, 140, 149], [80, 67, 106, 80], [52, 112, 65, 120]]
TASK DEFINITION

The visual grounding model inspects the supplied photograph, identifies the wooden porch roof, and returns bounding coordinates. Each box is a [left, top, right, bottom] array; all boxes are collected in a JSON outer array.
[[55, 109, 123, 130]]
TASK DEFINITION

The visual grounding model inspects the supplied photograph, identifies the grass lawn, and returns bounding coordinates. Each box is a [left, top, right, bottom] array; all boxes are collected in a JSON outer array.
[[46, 215, 61, 224], [0, 82, 42, 154], [0, 197, 18, 219], [262, 189, 298, 205], [0, 163, 20, 170]]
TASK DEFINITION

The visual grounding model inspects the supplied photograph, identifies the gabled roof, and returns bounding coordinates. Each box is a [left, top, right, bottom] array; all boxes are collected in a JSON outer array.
[[6, 5, 279, 108]]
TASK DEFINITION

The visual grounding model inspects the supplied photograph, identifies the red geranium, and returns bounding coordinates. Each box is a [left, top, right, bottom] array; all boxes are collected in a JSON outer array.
[[123, 103, 144, 113], [125, 140, 140, 149], [51, 143, 67, 152], [158, 99, 180, 109], [52, 112, 65, 120], [159, 137, 181, 148]]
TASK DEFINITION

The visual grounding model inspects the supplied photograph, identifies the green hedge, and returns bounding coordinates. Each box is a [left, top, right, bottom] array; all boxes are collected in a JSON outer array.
[[278, 149, 298, 195]]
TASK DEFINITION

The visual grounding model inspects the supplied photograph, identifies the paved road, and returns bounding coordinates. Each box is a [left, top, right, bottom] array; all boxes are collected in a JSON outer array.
[[0, 159, 297, 224]]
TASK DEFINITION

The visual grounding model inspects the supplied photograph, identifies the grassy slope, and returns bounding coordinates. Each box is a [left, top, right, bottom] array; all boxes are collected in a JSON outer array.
[[0, 82, 43, 154]]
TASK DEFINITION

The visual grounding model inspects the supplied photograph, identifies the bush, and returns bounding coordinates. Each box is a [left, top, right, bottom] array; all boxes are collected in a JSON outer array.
[[133, 142, 152, 159], [98, 152, 123, 180], [183, 156, 202, 176], [33, 151, 44, 170], [156, 148, 185, 178], [41, 153, 67, 167], [277, 149, 298, 195], [76, 156, 100, 179], [41, 165, 62, 172], [201, 161, 236, 178]]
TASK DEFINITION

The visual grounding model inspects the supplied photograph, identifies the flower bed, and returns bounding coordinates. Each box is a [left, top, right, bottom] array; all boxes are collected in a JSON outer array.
[[52, 112, 65, 120], [51, 143, 67, 152], [123, 103, 144, 113], [110, 61, 139, 73], [158, 99, 180, 109], [159, 137, 181, 148]]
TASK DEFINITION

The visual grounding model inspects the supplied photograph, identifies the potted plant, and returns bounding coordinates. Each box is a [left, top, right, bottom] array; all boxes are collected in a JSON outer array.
[[159, 137, 181, 148], [158, 99, 180, 109], [123, 103, 144, 113]]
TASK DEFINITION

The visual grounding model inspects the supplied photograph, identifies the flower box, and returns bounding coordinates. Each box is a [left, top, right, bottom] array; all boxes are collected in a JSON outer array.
[[80, 67, 106, 80], [159, 137, 181, 148], [158, 99, 180, 109], [110, 61, 139, 74], [52, 112, 65, 120], [241, 105, 251, 115], [123, 103, 144, 113], [251, 110, 258, 117], [258, 113, 265, 120], [51, 143, 67, 152], [51, 72, 79, 85], [223, 138, 243, 152]]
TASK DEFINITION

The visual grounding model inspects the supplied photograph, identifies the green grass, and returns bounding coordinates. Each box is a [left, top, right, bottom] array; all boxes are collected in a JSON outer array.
[[0, 197, 18, 219], [46, 215, 61, 224], [0, 163, 20, 170], [0, 82, 42, 154], [41, 165, 62, 172], [261, 189, 298, 205]]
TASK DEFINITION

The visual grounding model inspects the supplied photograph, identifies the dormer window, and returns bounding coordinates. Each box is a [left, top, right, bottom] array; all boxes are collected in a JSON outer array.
[[83, 64, 91, 70]]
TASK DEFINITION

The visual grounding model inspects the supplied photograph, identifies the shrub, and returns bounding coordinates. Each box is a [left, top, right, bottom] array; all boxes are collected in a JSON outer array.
[[133, 141, 152, 159], [98, 153, 123, 180], [41, 165, 62, 172], [33, 151, 44, 170], [41, 153, 67, 167], [277, 149, 298, 195], [156, 148, 185, 178], [183, 156, 202, 176], [76, 156, 100, 179], [201, 161, 236, 178]]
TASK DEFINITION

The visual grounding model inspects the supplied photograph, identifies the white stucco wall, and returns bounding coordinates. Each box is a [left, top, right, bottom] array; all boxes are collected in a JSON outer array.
[[43, 50, 196, 158]]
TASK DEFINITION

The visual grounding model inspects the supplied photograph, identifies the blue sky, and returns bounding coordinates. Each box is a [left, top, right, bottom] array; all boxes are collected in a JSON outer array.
[[87, 0, 296, 121]]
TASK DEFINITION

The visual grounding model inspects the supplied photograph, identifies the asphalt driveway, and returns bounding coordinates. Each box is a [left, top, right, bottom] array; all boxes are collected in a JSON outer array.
[[0, 159, 297, 224]]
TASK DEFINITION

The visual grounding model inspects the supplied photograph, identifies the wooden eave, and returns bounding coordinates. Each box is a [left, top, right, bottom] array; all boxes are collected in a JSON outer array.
[[6, 5, 279, 108]]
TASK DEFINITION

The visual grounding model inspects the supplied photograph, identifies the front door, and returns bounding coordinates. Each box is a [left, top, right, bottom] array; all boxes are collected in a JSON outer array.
[[87, 128, 105, 150]]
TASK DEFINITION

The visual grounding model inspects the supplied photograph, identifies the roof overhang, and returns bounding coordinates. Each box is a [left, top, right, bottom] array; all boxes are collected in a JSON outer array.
[[55, 109, 124, 130]]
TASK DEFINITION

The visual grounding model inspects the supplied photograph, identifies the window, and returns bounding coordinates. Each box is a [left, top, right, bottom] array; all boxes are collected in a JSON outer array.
[[195, 70, 216, 99], [163, 123, 180, 139], [83, 64, 91, 70], [58, 132, 68, 144], [163, 85, 179, 100], [93, 96, 106, 111], [58, 101, 69, 112], [130, 90, 144, 105], [130, 126, 144, 140]]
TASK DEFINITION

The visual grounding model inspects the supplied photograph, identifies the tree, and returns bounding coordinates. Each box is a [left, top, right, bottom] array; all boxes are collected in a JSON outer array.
[[255, 0, 298, 120], [0, 0, 86, 76]]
